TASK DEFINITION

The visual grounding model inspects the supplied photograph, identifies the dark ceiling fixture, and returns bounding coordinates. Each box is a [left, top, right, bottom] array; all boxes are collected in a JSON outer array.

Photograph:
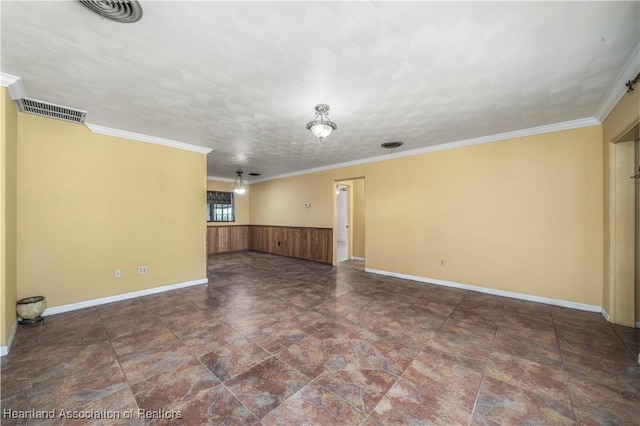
[[77, 0, 143, 23], [381, 141, 404, 150], [248, 173, 262, 177], [625, 72, 639, 93]]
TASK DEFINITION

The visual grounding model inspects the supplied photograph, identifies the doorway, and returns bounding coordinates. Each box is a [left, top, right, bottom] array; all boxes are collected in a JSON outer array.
[[334, 178, 365, 265], [609, 124, 638, 328], [336, 184, 349, 261]]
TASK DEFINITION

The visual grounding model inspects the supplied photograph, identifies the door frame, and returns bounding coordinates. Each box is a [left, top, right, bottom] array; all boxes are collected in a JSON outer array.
[[607, 123, 638, 327]]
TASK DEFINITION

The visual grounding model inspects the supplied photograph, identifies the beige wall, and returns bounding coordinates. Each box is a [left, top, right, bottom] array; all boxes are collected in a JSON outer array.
[[207, 179, 250, 225], [251, 126, 604, 306], [17, 113, 208, 308], [1, 88, 18, 347], [602, 88, 640, 322]]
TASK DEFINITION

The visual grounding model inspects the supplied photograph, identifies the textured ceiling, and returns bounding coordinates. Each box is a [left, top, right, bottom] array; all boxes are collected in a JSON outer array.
[[1, 1, 639, 179]]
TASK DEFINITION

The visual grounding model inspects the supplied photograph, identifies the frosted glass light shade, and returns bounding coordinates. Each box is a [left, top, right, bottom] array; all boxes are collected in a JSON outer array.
[[310, 123, 333, 140]]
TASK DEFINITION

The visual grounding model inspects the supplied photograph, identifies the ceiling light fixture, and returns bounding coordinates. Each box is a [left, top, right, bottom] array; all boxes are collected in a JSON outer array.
[[233, 171, 246, 195], [306, 104, 337, 141]]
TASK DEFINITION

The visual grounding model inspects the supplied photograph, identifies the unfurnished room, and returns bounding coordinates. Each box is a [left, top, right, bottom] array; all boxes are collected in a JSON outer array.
[[1, 1, 639, 424]]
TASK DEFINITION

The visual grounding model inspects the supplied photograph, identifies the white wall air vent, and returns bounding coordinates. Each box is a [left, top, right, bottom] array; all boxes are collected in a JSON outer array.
[[16, 98, 87, 124]]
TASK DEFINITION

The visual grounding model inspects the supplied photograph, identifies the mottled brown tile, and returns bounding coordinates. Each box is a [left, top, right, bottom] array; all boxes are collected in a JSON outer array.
[[315, 370, 397, 415], [101, 311, 159, 340], [47, 387, 143, 426], [225, 356, 309, 419], [498, 323, 559, 346], [111, 325, 194, 384], [131, 359, 259, 425], [368, 320, 436, 350], [29, 357, 128, 412], [199, 337, 271, 382], [3, 342, 118, 393], [336, 293, 378, 308], [263, 383, 364, 426], [1, 390, 31, 426], [568, 373, 640, 425], [176, 322, 244, 357], [38, 321, 110, 347], [422, 287, 467, 305], [411, 298, 458, 317], [403, 350, 483, 411], [561, 347, 640, 378], [5, 252, 640, 425], [424, 331, 491, 371], [4, 322, 41, 357], [392, 308, 446, 331], [474, 376, 575, 425], [492, 331, 561, 367], [275, 336, 328, 379], [249, 319, 309, 353], [485, 350, 569, 402], [290, 309, 335, 333], [370, 378, 472, 425]]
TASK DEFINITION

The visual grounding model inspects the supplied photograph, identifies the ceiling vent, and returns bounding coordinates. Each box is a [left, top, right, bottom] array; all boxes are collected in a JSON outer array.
[[77, 0, 143, 23], [16, 98, 87, 124]]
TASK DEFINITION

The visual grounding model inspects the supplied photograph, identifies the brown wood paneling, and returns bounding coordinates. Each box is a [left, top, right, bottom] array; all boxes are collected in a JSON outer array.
[[207, 225, 249, 255], [248, 225, 332, 264]]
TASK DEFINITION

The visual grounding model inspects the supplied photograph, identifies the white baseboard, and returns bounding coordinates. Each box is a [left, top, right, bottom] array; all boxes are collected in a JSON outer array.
[[42, 278, 208, 317], [351, 256, 365, 261], [0, 319, 18, 357], [364, 268, 602, 313], [601, 308, 610, 322]]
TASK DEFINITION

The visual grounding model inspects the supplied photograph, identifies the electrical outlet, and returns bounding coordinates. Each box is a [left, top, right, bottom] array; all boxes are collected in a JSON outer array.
[[440, 259, 445, 266], [137, 266, 148, 274], [115, 269, 121, 278]]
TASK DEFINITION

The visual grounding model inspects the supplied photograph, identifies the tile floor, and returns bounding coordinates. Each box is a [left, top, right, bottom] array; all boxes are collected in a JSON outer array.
[[2, 251, 639, 425]]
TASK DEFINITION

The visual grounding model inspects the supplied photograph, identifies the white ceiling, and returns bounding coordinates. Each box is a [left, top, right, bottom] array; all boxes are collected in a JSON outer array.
[[1, 1, 639, 179]]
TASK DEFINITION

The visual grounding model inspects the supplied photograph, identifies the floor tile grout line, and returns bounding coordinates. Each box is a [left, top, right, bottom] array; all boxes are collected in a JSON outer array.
[[550, 306, 579, 424], [95, 305, 143, 415], [467, 322, 499, 425]]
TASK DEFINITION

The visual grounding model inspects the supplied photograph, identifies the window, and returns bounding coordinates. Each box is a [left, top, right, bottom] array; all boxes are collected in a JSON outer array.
[[207, 191, 235, 222]]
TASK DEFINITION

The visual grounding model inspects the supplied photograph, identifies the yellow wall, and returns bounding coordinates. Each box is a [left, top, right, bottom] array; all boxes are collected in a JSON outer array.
[[601, 88, 640, 321], [352, 179, 365, 259], [17, 113, 208, 308], [207, 179, 250, 225], [1, 88, 18, 347], [251, 126, 604, 306]]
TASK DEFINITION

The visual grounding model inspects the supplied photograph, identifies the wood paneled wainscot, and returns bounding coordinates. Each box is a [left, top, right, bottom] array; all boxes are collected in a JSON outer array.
[[249, 225, 333, 264], [207, 225, 249, 255]]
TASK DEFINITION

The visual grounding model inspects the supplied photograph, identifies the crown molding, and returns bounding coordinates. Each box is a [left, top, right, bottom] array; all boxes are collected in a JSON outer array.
[[0, 72, 26, 100], [594, 42, 640, 123], [252, 116, 600, 183], [207, 176, 236, 183], [86, 123, 213, 154], [0, 72, 20, 87]]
